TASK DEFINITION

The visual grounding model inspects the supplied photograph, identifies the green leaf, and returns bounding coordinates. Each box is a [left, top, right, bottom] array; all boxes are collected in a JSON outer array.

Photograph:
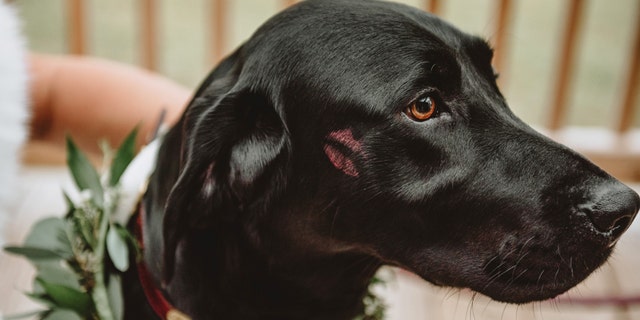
[[109, 128, 138, 186], [114, 223, 140, 260], [23, 218, 73, 258], [107, 274, 124, 320], [4, 247, 67, 261], [69, 209, 97, 249], [66, 136, 104, 207], [36, 262, 82, 291], [36, 278, 92, 316], [106, 225, 129, 272], [25, 292, 56, 308], [41, 309, 83, 320], [62, 192, 76, 219]]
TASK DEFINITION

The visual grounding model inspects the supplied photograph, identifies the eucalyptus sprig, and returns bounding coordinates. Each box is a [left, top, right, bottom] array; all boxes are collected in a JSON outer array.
[[5, 129, 140, 320]]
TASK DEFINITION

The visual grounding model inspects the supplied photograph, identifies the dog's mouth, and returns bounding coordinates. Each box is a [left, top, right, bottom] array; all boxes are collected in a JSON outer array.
[[394, 222, 619, 304], [470, 237, 613, 303]]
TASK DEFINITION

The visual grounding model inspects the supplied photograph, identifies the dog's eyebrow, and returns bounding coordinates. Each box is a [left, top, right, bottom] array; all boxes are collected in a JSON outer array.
[[407, 50, 460, 91]]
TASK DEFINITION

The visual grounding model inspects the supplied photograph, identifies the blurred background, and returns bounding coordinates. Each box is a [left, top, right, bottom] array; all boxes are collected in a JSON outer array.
[[3, 0, 640, 319], [14, 0, 640, 181], [13, 0, 639, 126]]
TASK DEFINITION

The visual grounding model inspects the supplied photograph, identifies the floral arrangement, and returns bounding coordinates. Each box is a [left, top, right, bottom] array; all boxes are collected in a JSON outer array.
[[4, 129, 387, 320], [5, 130, 139, 320]]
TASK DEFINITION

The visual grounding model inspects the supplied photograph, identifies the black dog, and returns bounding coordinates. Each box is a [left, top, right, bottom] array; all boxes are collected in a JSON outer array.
[[124, 0, 640, 319]]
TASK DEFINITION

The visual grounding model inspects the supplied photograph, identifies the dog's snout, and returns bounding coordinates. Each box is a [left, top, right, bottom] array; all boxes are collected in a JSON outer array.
[[580, 182, 639, 241]]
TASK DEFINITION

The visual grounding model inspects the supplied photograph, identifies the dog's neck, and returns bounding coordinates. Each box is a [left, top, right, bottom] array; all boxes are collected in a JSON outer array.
[[142, 205, 380, 319]]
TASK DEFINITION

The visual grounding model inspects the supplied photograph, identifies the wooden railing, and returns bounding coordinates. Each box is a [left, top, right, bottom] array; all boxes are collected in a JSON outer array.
[[60, 0, 640, 180]]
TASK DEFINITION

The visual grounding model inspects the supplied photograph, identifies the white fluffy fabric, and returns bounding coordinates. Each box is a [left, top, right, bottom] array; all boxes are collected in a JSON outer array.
[[0, 3, 28, 246]]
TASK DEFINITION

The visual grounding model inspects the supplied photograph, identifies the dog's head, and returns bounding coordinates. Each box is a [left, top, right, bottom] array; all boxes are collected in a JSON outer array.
[[159, 0, 639, 304]]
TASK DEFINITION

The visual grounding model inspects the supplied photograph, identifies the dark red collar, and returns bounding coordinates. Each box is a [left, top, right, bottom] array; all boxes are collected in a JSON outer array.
[[135, 205, 191, 320]]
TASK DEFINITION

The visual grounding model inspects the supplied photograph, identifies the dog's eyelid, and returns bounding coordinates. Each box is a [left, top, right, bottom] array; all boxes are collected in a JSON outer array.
[[403, 88, 441, 105]]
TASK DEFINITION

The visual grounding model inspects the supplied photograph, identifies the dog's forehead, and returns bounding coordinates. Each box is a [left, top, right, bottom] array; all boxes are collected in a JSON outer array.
[[247, 0, 470, 66], [240, 0, 486, 114]]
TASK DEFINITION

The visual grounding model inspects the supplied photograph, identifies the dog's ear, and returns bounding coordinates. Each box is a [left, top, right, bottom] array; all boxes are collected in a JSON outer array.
[[162, 88, 290, 282]]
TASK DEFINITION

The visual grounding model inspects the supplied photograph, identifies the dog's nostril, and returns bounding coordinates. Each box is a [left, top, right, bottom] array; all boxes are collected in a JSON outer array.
[[588, 208, 635, 234], [610, 216, 633, 239], [582, 183, 639, 240]]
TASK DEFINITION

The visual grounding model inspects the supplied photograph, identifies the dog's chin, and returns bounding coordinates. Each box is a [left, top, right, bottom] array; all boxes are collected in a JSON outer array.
[[475, 279, 576, 304], [470, 266, 595, 304], [466, 245, 613, 304], [406, 242, 613, 304]]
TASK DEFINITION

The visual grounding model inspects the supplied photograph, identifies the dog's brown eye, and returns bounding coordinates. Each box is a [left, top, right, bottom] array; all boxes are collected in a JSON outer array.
[[406, 96, 436, 121]]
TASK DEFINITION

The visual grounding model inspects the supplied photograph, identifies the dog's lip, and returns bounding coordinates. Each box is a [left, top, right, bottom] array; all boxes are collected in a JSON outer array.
[[474, 266, 588, 303], [473, 245, 614, 303], [475, 280, 571, 303]]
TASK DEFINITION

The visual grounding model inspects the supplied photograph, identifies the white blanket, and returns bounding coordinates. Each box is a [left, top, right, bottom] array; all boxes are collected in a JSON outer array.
[[0, 3, 28, 246]]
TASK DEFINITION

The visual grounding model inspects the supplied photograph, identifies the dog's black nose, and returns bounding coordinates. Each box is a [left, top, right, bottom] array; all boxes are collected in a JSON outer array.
[[582, 182, 639, 242]]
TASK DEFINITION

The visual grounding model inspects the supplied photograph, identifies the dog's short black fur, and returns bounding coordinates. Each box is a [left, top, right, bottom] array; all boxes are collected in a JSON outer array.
[[123, 0, 640, 319]]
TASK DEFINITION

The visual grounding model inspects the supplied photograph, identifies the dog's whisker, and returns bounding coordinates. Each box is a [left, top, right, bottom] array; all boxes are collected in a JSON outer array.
[[552, 295, 561, 312], [483, 268, 504, 290], [467, 291, 479, 320], [520, 236, 536, 252], [538, 270, 548, 298], [536, 269, 545, 286], [568, 256, 574, 279], [484, 251, 516, 279], [482, 255, 500, 272], [511, 251, 530, 276], [484, 267, 506, 288], [553, 267, 561, 287], [500, 303, 509, 320], [498, 262, 525, 295], [442, 286, 461, 302], [511, 268, 529, 284], [479, 292, 494, 317], [500, 274, 518, 295], [556, 245, 567, 264], [483, 264, 516, 291]]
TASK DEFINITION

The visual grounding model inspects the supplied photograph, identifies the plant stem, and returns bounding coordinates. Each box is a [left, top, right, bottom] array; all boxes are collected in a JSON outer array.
[[91, 208, 115, 320]]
